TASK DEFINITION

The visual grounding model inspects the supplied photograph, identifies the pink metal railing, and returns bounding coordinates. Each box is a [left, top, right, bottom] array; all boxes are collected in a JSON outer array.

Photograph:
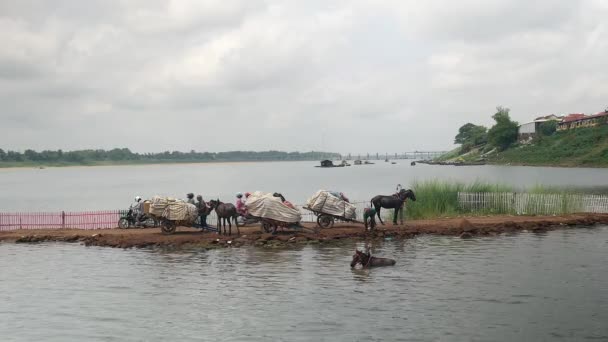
[[0, 201, 369, 231], [0, 210, 122, 231]]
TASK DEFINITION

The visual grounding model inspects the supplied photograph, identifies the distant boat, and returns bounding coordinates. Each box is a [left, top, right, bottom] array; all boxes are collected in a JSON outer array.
[[364, 161, 375, 165], [391, 162, 396, 165], [315, 160, 344, 168], [354, 160, 362, 165]]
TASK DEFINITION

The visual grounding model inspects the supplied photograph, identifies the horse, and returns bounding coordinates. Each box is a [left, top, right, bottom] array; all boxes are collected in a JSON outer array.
[[350, 250, 396, 268], [208, 199, 240, 236], [370, 189, 416, 225]]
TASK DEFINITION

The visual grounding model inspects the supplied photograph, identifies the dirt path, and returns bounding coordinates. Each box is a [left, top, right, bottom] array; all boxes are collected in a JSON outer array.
[[2, 214, 607, 249]]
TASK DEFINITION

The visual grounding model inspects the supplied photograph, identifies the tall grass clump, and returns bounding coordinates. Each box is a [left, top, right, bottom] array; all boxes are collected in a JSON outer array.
[[406, 180, 512, 219]]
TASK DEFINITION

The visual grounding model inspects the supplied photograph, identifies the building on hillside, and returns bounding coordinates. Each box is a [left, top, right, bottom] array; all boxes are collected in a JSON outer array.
[[556, 112, 608, 131], [518, 114, 563, 140]]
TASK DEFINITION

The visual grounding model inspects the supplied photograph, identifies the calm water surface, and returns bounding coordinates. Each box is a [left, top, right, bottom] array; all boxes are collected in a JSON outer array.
[[1, 227, 607, 341], [1, 161, 608, 211]]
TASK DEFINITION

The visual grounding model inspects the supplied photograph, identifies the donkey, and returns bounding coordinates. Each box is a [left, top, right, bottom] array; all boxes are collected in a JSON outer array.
[[350, 249, 396, 268], [208, 199, 240, 236], [370, 189, 416, 225]]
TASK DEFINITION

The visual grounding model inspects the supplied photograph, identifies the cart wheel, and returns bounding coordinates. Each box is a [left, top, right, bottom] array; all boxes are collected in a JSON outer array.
[[118, 218, 129, 229], [261, 222, 273, 233], [161, 220, 177, 234], [317, 214, 334, 228]]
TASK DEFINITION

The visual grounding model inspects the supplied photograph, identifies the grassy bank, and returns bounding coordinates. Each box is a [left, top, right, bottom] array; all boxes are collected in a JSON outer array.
[[403, 180, 589, 220], [439, 125, 608, 167], [490, 125, 608, 167]]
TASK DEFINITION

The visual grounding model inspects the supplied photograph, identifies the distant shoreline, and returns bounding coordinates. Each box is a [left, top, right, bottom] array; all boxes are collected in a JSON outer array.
[[0, 159, 325, 170]]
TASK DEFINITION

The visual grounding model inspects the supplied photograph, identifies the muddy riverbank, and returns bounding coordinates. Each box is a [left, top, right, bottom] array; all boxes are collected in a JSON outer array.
[[2, 214, 607, 249]]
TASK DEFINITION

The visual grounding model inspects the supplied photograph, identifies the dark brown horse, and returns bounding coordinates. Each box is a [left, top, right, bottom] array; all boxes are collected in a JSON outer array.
[[208, 199, 240, 236], [370, 189, 416, 225], [350, 250, 396, 268]]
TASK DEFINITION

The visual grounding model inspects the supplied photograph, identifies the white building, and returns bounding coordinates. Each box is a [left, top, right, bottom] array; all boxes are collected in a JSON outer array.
[[518, 114, 562, 140]]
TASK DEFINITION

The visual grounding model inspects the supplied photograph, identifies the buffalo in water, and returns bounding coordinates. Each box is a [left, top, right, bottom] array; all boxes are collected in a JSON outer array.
[[350, 249, 396, 268], [370, 189, 416, 225]]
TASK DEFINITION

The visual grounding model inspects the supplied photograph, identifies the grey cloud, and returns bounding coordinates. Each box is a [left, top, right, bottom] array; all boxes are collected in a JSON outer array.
[[1, 0, 607, 154]]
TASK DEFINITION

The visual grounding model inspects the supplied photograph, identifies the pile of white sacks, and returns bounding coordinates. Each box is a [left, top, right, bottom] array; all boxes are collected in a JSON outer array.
[[148, 196, 198, 222], [245, 192, 301, 223], [306, 190, 357, 219]]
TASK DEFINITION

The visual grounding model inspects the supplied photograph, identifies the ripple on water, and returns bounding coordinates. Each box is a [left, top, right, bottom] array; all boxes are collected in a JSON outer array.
[[0, 228, 607, 341]]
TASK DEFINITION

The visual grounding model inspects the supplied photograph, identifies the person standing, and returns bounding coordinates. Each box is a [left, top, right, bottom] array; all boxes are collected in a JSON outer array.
[[235, 193, 247, 216], [196, 195, 209, 229], [363, 206, 377, 231], [395, 184, 406, 225]]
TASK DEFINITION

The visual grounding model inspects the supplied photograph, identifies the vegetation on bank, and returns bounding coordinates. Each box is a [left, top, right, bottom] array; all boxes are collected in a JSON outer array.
[[492, 124, 608, 167], [438, 106, 608, 167], [0, 148, 341, 168], [404, 180, 589, 220]]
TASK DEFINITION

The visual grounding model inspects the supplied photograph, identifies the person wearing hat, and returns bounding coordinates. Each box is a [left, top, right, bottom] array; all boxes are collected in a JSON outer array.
[[186, 193, 195, 205]]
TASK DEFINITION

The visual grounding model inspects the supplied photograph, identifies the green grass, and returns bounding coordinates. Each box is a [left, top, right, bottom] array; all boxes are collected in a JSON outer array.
[[406, 180, 513, 219], [403, 180, 587, 219]]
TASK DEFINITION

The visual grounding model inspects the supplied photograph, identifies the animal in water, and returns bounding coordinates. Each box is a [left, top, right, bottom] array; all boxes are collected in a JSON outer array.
[[370, 189, 416, 225], [208, 199, 240, 236], [350, 249, 396, 268]]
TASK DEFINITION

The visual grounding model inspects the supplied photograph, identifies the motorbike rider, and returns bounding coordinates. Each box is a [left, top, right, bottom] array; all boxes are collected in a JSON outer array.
[[131, 196, 144, 225]]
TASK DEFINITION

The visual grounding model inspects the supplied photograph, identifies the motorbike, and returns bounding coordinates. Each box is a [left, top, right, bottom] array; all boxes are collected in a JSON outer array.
[[118, 208, 158, 228]]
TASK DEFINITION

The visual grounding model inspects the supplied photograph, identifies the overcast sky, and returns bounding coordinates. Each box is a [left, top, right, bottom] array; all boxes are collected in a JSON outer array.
[[1, 0, 607, 154]]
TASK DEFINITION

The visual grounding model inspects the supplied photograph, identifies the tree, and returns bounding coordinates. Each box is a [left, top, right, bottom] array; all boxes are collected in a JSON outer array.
[[0, 149, 5, 161], [538, 121, 557, 136], [487, 106, 519, 150], [454, 123, 488, 146]]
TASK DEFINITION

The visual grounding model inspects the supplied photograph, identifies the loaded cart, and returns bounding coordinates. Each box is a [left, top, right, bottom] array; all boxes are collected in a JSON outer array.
[[245, 192, 318, 234], [146, 196, 199, 234], [303, 190, 362, 228]]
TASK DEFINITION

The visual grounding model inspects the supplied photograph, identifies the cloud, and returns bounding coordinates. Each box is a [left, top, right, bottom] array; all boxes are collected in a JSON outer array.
[[1, 0, 607, 153]]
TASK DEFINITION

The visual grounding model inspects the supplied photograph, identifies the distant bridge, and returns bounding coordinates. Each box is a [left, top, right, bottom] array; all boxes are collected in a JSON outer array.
[[340, 151, 448, 161]]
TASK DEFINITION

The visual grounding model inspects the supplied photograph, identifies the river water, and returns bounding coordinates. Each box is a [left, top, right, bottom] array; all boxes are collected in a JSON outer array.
[[1, 227, 607, 341], [2, 161, 608, 211]]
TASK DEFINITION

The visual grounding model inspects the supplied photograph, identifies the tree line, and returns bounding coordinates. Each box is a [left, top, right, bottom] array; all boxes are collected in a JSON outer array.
[[0, 148, 341, 163]]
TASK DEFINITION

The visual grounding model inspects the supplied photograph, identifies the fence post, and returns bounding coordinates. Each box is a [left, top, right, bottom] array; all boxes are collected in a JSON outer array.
[[61, 211, 65, 229]]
